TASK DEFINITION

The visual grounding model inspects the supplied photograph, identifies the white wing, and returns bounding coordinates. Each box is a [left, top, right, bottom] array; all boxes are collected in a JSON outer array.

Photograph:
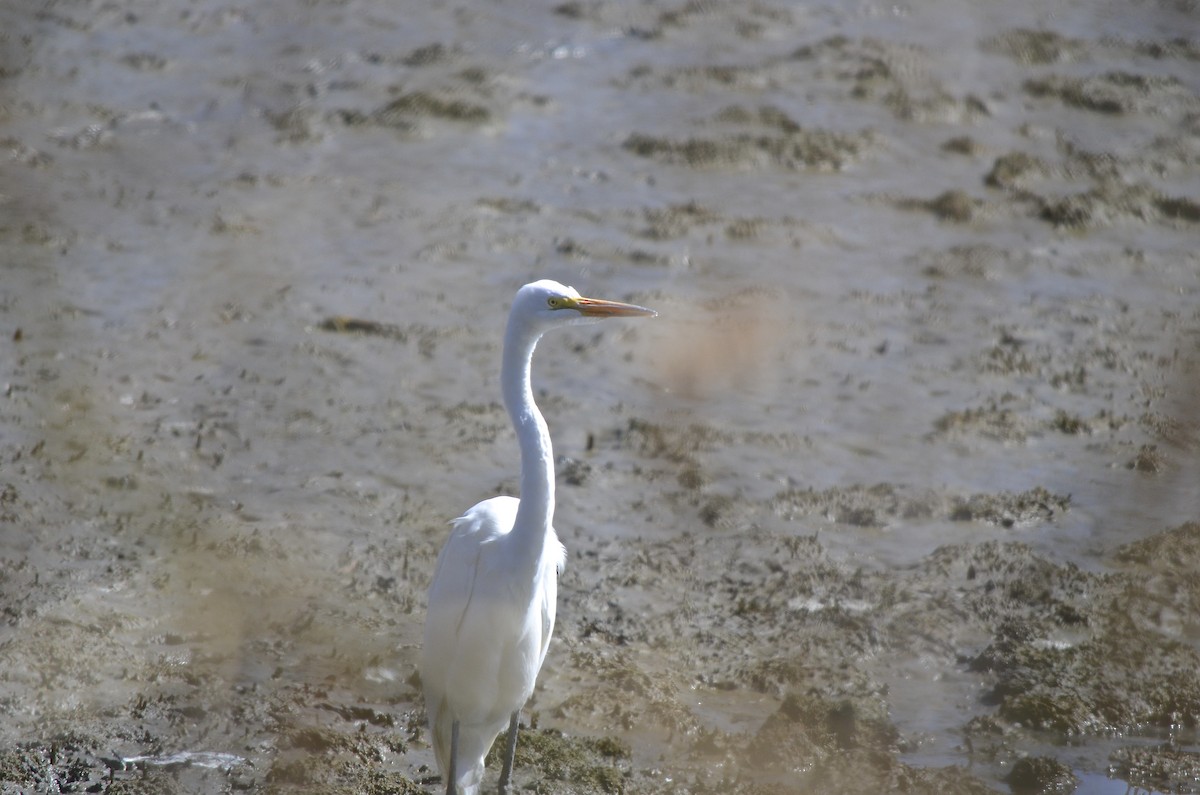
[[421, 496, 517, 767], [420, 495, 565, 791]]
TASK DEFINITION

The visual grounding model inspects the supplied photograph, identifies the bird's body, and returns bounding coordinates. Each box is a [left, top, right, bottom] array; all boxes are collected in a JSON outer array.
[[422, 497, 564, 793], [420, 280, 655, 795]]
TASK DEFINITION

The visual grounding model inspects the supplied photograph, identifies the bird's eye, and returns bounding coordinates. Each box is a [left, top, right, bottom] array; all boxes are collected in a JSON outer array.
[[547, 297, 563, 309]]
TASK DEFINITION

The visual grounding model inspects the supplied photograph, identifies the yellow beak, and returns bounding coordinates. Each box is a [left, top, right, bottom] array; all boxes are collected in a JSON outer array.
[[571, 296, 658, 318]]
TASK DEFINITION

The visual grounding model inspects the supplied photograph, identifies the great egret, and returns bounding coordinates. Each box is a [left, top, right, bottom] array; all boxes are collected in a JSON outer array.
[[420, 280, 656, 795]]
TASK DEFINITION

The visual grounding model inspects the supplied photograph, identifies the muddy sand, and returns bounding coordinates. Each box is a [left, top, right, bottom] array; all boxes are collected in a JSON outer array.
[[1, 1, 1199, 793]]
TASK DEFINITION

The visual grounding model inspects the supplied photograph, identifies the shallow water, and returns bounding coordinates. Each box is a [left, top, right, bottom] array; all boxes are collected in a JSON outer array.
[[2, 0, 1198, 792]]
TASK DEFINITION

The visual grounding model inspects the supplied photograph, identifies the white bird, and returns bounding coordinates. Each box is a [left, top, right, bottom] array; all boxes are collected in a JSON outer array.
[[420, 280, 656, 795]]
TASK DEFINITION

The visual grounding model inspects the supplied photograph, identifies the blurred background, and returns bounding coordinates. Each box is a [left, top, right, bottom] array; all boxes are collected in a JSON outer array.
[[0, 0, 1197, 792]]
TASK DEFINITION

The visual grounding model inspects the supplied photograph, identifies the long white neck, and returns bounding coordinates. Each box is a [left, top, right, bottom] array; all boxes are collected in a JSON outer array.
[[501, 313, 555, 560]]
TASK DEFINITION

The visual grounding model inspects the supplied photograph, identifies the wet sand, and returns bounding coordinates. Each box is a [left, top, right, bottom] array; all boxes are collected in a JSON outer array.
[[1, 0, 1199, 793]]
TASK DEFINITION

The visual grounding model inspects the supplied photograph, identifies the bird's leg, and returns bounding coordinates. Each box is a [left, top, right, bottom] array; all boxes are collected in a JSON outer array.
[[447, 720, 459, 795], [497, 710, 520, 795]]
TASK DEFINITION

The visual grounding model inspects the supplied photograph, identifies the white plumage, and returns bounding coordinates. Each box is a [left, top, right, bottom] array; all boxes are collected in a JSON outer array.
[[420, 280, 655, 795], [423, 497, 564, 793]]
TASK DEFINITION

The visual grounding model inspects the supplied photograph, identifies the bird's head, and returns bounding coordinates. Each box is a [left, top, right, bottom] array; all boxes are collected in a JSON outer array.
[[513, 279, 657, 331]]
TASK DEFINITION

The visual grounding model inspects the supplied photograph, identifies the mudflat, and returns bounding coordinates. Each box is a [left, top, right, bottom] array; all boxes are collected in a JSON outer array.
[[1, 1, 1198, 793]]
